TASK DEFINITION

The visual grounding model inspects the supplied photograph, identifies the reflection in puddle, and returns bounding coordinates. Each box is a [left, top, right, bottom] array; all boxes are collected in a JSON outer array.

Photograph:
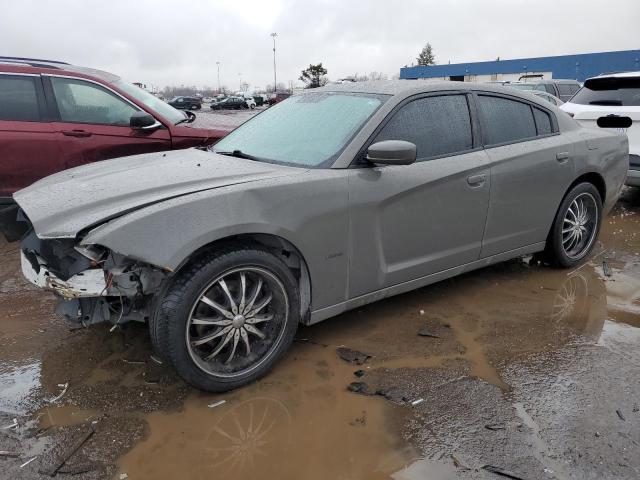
[[119, 344, 417, 480]]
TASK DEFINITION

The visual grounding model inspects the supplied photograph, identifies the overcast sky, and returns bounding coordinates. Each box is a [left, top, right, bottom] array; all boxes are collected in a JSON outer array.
[[2, 0, 639, 91]]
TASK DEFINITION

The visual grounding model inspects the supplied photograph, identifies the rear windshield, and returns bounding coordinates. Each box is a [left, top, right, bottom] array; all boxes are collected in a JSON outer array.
[[570, 77, 640, 106]]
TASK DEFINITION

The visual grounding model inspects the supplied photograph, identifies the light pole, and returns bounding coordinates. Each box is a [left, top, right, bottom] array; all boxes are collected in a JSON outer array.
[[270, 32, 277, 92], [216, 61, 220, 93], [238, 73, 242, 92]]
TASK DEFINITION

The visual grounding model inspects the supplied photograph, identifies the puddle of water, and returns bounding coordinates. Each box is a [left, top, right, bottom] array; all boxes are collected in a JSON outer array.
[[118, 342, 419, 480], [36, 404, 101, 428], [0, 360, 41, 415]]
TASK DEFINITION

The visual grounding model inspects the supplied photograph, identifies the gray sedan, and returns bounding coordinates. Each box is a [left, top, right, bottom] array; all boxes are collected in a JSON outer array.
[[3, 81, 629, 391]]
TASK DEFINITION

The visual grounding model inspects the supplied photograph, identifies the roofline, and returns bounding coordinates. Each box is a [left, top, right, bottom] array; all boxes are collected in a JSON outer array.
[[0, 56, 69, 65]]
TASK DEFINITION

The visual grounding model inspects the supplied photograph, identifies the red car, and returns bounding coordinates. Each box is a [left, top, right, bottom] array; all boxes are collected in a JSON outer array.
[[0, 57, 228, 204]]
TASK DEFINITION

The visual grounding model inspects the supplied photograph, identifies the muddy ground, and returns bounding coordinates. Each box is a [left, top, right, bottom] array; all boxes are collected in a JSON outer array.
[[1, 131, 640, 479]]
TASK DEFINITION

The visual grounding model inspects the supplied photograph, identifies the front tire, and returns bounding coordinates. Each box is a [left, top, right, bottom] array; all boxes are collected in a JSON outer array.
[[154, 246, 300, 391], [546, 182, 602, 268]]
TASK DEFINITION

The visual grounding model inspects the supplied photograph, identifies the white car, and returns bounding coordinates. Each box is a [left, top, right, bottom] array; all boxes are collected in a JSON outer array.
[[244, 96, 256, 109], [561, 72, 639, 186]]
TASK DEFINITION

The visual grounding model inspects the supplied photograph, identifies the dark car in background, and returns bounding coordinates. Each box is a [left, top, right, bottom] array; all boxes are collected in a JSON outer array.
[[0, 57, 228, 204], [167, 96, 202, 110], [267, 92, 292, 106], [210, 97, 247, 110], [507, 79, 581, 102]]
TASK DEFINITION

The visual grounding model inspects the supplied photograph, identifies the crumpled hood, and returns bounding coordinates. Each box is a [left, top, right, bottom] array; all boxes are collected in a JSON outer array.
[[15, 148, 303, 238]]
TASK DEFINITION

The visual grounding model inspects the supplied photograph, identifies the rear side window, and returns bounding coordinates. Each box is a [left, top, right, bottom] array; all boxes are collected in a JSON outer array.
[[533, 107, 553, 135], [50, 77, 138, 125], [557, 83, 579, 96], [0, 75, 40, 121], [545, 84, 556, 95], [374, 95, 473, 160], [571, 77, 640, 106], [477, 95, 537, 145]]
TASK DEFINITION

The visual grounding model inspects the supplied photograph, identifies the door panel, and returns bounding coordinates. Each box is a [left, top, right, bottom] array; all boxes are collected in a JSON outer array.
[[0, 122, 61, 196], [480, 134, 574, 257], [52, 122, 171, 169], [347, 150, 491, 298]]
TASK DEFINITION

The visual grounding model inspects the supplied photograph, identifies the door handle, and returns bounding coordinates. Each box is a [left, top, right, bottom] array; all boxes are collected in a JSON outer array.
[[467, 173, 486, 187], [62, 129, 92, 138], [556, 152, 570, 162]]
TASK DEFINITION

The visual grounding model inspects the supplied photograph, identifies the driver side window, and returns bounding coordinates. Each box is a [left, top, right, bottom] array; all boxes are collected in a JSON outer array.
[[50, 77, 138, 126]]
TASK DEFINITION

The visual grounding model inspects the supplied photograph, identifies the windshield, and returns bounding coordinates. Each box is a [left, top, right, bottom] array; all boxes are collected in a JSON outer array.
[[571, 77, 640, 106], [115, 81, 186, 124], [213, 92, 387, 167]]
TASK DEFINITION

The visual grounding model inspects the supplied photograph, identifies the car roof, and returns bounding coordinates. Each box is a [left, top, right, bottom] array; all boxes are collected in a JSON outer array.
[[593, 70, 640, 79], [316, 79, 547, 97], [0, 56, 121, 84]]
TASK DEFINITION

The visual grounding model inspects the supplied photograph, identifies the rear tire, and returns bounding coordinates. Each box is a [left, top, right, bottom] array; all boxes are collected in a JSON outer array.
[[153, 246, 300, 392], [546, 182, 602, 268]]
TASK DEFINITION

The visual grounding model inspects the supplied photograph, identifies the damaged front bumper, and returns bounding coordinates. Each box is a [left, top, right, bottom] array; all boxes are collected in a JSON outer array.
[[19, 230, 166, 327], [21, 250, 108, 299]]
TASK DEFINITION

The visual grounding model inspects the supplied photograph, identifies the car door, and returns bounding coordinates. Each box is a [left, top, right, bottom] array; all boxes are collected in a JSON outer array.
[[347, 93, 491, 298], [475, 93, 574, 257], [0, 73, 62, 199], [45, 75, 170, 169]]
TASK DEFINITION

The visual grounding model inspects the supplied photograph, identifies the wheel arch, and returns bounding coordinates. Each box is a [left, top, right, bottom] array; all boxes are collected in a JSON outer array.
[[171, 233, 313, 324], [544, 172, 606, 254]]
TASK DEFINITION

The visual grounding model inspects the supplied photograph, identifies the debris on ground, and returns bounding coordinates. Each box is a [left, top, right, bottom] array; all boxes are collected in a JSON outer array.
[[481, 464, 526, 479], [336, 347, 371, 365], [207, 400, 226, 409], [347, 381, 409, 403], [347, 381, 372, 395], [603, 258, 613, 277], [149, 355, 163, 365], [616, 409, 625, 421], [349, 411, 367, 426], [49, 383, 69, 403], [353, 369, 366, 377], [482, 465, 524, 480], [39, 425, 95, 476], [0, 450, 20, 458], [411, 398, 425, 406], [452, 454, 471, 470], [1, 418, 18, 429], [417, 326, 440, 338], [485, 423, 506, 431], [20, 456, 37, 468]]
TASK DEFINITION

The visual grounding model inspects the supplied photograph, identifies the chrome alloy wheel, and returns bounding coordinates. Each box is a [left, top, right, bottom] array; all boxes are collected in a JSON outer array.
[[186, 267, 288, 378], [562, 192, 598, 260]]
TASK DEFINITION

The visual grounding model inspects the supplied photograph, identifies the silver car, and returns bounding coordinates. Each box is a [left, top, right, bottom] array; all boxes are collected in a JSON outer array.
[[2, 81, 629, 391]]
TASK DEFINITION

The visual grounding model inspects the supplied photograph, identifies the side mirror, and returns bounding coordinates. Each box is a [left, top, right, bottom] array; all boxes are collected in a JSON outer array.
[[130, 111, 158, 129], [597, 115, 632, 129], [366, 140, 417, 166]]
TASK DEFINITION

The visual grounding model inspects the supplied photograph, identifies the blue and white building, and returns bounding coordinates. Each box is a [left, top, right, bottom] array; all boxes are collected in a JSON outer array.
[[400, 49, 640, 83]]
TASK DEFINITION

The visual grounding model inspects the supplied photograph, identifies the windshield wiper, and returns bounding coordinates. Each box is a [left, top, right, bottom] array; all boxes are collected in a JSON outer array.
[[215, 149, 263, 161]]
